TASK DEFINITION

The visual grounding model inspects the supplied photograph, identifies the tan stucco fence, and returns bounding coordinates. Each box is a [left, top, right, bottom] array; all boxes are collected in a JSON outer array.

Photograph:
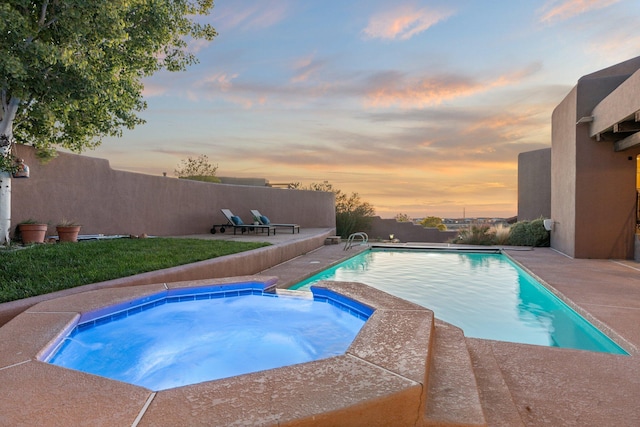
[[10, 146, 335, 237], [368, 217, 457, 243]]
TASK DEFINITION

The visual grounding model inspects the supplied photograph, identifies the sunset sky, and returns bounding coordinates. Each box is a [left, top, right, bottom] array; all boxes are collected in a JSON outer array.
[[91, 0, 640, 218]]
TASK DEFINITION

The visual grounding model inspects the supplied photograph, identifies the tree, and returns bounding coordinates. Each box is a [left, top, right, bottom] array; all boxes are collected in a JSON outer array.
[[302, 182, 375, 237], [0, 0, 217, 244], [175, 154, 220, 182], [395, 213, 411, 222], [420, 216, 447, 231]]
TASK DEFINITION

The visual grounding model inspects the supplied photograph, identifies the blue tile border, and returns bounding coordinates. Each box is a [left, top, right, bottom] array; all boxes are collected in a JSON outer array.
[[64, 282, 373, 342], [310, 286, 374, 320]]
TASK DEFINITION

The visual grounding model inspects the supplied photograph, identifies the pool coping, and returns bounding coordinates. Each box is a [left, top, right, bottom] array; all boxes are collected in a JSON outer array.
[[294, 246, 631, 355], [0, 276, 436, 426]]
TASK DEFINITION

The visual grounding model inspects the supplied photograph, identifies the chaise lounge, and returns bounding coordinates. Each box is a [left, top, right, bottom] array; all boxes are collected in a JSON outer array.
[[211, 209, 276, 235], [250, 209, 300, 234]]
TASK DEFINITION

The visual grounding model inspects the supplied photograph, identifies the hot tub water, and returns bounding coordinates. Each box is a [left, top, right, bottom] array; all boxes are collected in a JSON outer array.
[[47, 289, 369, 391]]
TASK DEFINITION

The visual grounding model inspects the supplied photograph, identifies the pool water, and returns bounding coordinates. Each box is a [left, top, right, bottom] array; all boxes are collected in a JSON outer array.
[[47, 291, 367, 391], [292, 250, 627, 354]]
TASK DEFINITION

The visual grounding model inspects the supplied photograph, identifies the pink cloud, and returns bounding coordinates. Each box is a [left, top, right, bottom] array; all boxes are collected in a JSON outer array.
[[538, 0, 622, 23], [142, 82, 168, 97], [363, 5, 454, 40], [214, 1, 290, 31], [364, 63, 541, 108], [290, 55, 327, 83]]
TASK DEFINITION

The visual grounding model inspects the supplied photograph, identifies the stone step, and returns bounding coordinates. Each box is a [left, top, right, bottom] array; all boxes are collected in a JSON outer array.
[[423, 321, 487, 427], [465, 339, 525, 427]]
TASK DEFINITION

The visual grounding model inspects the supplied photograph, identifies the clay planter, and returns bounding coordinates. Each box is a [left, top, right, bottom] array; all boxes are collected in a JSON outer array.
[[56, 225, 81, 243], [18, 223, 48, 244]]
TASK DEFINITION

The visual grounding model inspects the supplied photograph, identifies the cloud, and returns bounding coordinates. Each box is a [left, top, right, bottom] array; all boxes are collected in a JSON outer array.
[[142, 82, 168, 97], [290, 55, 327, 83], [538, 0, 622, 23], [197, 104, 550, 176], [186, 38, 212, 54], [581, 16, 640, 64], [362, 5, 454, 40], [201, 72, 238, 92], [364, 63, 542, 108], [188, 72, 262, 107], [213, 1, 291, 31]]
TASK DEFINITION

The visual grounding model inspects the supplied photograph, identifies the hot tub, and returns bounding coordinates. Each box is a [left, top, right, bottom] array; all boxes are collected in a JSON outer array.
[[44, 282, 371, 390], [0, 277, 433, 426]]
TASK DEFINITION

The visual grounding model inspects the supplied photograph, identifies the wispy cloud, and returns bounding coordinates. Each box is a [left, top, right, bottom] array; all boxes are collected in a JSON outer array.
[[290, 55, 327, 83], [213, 1, 291, 31], [142, 82, 168, 97], [538, 0, 622, 23], [201, 72, 238, 92], [364, 63, 542, 108], [188, 72, 261, 107], [362, 5, 454, 40], [582, 19, 640, 64]]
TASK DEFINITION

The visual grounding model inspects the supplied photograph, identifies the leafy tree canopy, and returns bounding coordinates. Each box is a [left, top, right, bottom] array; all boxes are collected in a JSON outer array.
[[420, 216, 443, 227], [0, 0, 217, 157], [420, 216, 446, 230], [298, 181, 375, 237]]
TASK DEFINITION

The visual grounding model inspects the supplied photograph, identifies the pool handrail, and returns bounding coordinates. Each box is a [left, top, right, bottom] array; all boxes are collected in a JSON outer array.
[[344, 232, 368, 250]]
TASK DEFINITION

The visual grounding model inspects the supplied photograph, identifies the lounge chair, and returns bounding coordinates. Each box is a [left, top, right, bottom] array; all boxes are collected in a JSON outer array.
[[211, 209, 276, 235], [250, 210, 300, 234]]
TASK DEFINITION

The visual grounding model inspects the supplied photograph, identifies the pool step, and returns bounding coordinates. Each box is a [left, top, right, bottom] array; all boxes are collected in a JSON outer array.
[[465, 339, 525, 427], [422, 321, 487, 427]]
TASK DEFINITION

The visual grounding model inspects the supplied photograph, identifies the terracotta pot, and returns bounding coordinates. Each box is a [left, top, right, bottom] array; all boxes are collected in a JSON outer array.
[[56, 225, 81, 243], [19, 223, 48, 244]]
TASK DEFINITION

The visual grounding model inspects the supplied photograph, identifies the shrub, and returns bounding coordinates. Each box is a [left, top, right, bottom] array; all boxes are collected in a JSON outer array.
[[420, 216, 446, 230], [454, 224, 494, 245], [178, 175, 221, 183], [395, 213, 412, 222], [491, 223, 511, 245], [175, 155, 220, 182], [335, 193, 374, 237], [508, 218, 549, 247], [301, 181, 375, 238]]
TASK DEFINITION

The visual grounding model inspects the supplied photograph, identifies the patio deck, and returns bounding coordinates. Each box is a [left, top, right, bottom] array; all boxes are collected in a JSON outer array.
[[0, 230, 639, 425], [261, 242, 640, 425]]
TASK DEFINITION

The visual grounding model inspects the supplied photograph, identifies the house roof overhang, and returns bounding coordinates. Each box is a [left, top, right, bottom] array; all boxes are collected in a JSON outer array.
[[589, 69, 640, 152]]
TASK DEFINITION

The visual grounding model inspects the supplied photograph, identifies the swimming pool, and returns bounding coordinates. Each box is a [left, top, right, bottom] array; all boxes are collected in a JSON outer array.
[[292, 249, 627, 354], [45, 284, 370, 391]]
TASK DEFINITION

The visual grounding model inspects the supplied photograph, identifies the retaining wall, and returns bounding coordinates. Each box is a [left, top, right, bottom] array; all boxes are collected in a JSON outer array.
[[367, 216, 458, 243], [0, 229, 334, 326]]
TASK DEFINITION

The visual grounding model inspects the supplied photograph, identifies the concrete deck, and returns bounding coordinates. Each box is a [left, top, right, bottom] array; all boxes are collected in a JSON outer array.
[[264, 243, 640, 425], [1, 231, 639, 426]]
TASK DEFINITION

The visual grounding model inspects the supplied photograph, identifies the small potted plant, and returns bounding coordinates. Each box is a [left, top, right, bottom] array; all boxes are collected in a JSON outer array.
[[56, 219, 82, 243], [18, 219, 48, 244]]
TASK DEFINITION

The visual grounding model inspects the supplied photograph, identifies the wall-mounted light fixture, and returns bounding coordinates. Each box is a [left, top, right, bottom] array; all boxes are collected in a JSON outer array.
[[543, 219, 554, 231]]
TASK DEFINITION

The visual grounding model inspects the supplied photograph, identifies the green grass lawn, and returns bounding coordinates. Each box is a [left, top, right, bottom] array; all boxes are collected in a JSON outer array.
[[0, 238, 270, 303]]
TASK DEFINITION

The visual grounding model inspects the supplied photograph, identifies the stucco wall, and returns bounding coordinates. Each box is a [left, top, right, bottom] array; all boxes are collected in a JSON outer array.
[[551, 86, 578, 257], [517, 148, 551, 221], [548, 62, 640, 259], [574, 73, 640, 259], [367, 217, 458, 243], [10, 146, 335, 237]]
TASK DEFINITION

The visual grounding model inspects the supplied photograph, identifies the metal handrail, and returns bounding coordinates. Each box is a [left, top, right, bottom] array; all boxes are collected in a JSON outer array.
[[344, 232, 369, 250]]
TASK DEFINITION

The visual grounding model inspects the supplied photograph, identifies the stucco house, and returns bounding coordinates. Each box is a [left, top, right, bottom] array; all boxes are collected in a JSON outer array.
[[518, 56, 640, 259]]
